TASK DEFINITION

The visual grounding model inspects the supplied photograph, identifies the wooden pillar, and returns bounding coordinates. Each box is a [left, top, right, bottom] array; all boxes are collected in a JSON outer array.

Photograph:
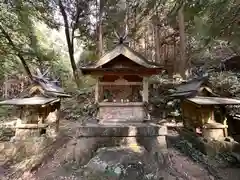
[[54, 101, 61, 133], [142, 77, 149, 102], [95, 78, 99, 103], [45, 102, 61, 138]]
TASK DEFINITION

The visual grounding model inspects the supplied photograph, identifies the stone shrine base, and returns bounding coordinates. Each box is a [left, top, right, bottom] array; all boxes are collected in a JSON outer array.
[[1, 121, 168, 179], [75, 122, 167, 155], [65, 122, 168, 178], [180, 128, 240, 156]]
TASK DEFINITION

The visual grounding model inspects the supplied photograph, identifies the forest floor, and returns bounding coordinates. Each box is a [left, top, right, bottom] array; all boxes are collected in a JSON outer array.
[[3, 119, 237, 180]]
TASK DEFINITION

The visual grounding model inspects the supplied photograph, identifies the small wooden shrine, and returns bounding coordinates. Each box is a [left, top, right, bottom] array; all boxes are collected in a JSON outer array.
[[182, 96, 240, 140], [0, 71, 70, 140], [81, 39, 163, 123]]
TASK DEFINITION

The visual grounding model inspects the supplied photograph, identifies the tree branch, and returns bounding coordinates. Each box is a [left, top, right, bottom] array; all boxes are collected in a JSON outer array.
[[71, 2, 82, 43], [58, 0, 81, 87], [160, 32, 179, 46], [0, 24, 33, 80], [59, 0, 73, 52]]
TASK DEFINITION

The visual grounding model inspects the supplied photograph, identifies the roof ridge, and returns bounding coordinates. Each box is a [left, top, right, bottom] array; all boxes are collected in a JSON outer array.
[[91, 43, 161, 68]]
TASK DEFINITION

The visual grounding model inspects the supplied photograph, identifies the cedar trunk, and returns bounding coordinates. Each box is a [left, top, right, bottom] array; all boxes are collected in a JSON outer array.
[[98, 0, 104, 57], [178, 5, 186, 79]]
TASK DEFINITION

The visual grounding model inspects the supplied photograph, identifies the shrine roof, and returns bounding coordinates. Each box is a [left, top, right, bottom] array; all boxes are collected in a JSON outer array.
[[32, 76, 71, 98], [80, 67, 163, 75], [186, 96, 240, 105], [171, 76, 217, 98], [0, 96, 59, 106], [20, 75, 71, 98], [81, 44, 163, 70]]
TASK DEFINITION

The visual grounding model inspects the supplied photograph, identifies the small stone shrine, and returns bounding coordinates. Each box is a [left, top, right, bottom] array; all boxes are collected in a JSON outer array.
[[0, 70, 70, 140]]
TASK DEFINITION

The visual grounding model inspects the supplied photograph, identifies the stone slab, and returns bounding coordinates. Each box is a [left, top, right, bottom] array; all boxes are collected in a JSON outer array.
[[16, 123, 48, 129], [99, 105, 146, 122], [180, 128, 240, 156], [85, 146, 146, 178], [76, 123, 167, 137]]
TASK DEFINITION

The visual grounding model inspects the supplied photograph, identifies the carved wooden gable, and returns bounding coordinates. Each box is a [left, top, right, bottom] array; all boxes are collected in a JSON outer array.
[[102, 54, 145, 69]]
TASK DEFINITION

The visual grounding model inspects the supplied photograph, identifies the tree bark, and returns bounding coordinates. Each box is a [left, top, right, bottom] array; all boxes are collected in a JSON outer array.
[[178, 5, 186, 79], [98, 0, 104, 57], [156, 25, 161, 64], [59, 0, 81, 88], [153, 15, 161, 64], [144, 28, 147, 56], [0, 24, 33, 80]]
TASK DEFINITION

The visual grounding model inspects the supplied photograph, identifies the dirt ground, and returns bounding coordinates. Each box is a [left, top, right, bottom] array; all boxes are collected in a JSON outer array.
[[2, 120, 240, 180]]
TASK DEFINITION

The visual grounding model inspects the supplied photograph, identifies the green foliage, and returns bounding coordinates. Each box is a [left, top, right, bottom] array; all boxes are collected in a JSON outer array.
[[78, 50, 98, 66], [0, 0, 71, 84], [0, 106, 14, 121], [169, 0, 240, 46], [0, 0, 239, 89], [209, 71, 240, 96]]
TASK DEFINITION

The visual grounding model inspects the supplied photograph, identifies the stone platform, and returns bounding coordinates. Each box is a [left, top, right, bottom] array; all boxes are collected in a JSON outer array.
[[73, 122, 168, 162], [180, 128, 240, 156], [76, 122, 167, 137]]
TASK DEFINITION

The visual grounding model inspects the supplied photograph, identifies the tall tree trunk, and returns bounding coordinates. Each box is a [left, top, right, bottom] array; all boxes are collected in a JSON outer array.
[[4, 75, 8, 98], [151, 22, 155, 62], [144, 28, 147, 56], [132, 7, 137, 49], [0, 24, 33, 80], [98, 0, 104, 57], [153, 15, 161, 64], [178, 5, 186, 79], [172, 37, 177, 75], [59, 0, 81, 88]]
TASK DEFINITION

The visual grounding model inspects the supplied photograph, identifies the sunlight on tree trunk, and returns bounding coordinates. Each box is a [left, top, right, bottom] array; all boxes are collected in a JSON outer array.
[[178, 5, 186, 79], [153, 15, 161, 64]]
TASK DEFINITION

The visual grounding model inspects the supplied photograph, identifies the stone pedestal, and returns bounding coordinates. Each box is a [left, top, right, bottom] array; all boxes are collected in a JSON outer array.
[[202, 122, 228, 140], [181, 128, 240, 156], [75, 122, 168, 155], [13, 123, 49, 141], [45, 108, 60, 138], [15, 129, 41, 140]]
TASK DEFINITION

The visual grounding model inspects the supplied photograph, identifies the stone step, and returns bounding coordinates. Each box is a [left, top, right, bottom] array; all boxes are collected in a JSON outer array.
[[99, 118, 151, 124], [99, 120, 149, 125], [76, 123, 167, 137]]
